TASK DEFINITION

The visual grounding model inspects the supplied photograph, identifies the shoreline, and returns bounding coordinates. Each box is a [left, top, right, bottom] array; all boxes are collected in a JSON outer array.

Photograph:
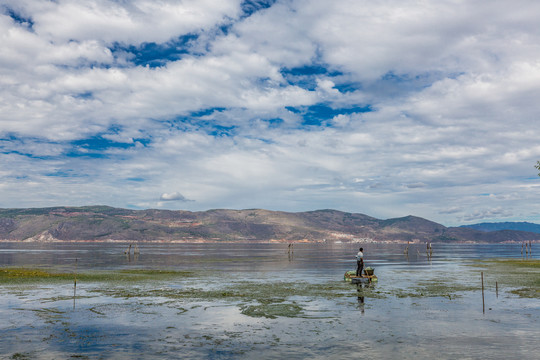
[[0, 239, 538, 244]]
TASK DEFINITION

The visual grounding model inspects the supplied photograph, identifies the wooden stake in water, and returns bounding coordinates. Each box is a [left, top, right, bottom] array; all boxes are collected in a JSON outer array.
[[481, 272, 485, 314], [496, 281, 498, 298], [73, 258, 78, 309]]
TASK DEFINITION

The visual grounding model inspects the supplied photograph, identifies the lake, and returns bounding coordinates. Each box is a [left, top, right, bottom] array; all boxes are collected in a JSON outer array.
[[1, 242, 539, 359]]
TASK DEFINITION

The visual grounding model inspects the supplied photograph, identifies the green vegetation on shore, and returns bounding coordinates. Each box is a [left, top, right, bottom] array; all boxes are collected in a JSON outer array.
[[472, 259, 540, 298]]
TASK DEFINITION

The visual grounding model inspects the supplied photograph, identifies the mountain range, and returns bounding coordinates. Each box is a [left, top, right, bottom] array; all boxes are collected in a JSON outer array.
[[0, 206, 538, 243], [461, 222, 540, 234]]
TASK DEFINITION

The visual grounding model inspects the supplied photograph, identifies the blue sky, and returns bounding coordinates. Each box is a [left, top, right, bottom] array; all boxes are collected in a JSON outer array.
[[1, 0, 540, 226]]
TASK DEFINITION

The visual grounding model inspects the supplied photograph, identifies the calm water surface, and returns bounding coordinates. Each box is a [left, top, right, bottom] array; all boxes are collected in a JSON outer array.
[[1, 242, 539, 359]]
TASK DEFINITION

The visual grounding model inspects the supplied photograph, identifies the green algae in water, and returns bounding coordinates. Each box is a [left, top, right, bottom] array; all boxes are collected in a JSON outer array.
[[472, 259, 540, 298], [0, 268, 73, 282], [510, 287, 540, 298], [352, 284, 387, 299], [240, 302, 304, 319], [350, 276, 477, 300], [28, 307, 66, 325], [90, 280, 355, 304], [10, 353, 32, 360], [86, 280, 354, 320], [0, 267, 194, 284], [407, 280, 478, 299]]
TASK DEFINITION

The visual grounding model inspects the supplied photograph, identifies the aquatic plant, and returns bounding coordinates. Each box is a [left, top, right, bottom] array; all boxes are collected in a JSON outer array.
[[0, 267, 194, 284], [239, 302, 303, 319], [471, 259, 540, 298]]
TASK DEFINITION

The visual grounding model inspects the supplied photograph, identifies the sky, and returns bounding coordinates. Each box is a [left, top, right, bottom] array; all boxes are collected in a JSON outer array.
[[1, 0, 540, 226]]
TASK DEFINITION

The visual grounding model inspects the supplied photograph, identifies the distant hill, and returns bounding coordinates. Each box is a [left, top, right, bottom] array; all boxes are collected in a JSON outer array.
[[0, 206, 538, 243], [461, 222, 540, 234]]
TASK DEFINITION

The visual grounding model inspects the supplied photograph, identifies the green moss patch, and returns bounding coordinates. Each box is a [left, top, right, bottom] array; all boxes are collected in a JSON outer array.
[[10, 353, 32, 360], [510, 287, 540, 298], [471, 259, 540, 298], [490, 259, 540, 268], [85, 280, 351, 320], [389, 280, 478, 299], [0, 268, 73, 282], [240, 302, 304, 319], [413, 280, 478, 298], [90, 280, 352, 302], [0, 267, 194, 284]]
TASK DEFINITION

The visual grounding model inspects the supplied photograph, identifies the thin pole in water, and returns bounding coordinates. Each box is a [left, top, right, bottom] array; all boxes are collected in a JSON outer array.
[[496, 281, 498, 298], [73, 258, 78, 309], [481, 272, 485, 314]]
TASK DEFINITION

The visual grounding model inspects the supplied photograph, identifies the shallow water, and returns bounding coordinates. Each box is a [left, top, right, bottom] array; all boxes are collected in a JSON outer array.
[[0, 242, 539, 359]]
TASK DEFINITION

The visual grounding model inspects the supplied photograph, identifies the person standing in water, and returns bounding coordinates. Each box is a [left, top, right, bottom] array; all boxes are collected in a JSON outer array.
[[356, 247, 364, 276]]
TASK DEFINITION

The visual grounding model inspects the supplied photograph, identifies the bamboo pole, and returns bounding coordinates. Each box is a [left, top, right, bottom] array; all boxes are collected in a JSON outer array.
[[73, 258, 78, 309], [481, 272, 485, 314]]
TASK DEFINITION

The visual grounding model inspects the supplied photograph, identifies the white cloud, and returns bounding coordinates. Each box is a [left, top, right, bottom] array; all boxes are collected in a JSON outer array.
[[439, 207, 463, 215], [4, 0, 242, 44], [462, 207, 514, 222], [216, 2, 316, 67], [160, 192, 190, 202], [1, 0, 540, 225]]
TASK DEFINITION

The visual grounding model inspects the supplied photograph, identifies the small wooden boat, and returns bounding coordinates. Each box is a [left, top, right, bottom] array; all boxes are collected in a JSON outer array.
[[344, 270, 378, 283]]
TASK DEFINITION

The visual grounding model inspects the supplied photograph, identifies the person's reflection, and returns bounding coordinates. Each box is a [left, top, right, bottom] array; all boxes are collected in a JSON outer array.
[[288, 243, 294, 261], [356, 283, 365, 314], [125, 252, 140, 263]]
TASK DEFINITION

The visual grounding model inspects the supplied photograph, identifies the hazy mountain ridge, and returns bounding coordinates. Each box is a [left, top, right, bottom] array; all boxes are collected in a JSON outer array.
[[0, 206, 538, 243], [461, 222, 540, 234]]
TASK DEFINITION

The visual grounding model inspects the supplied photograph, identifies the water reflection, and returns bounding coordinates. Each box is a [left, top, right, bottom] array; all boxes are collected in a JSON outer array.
[[0, 242, 537, 272], [354, 281, 376, 315], [521, 241, 533, 259], [124, 243, 140, 263], [1, 242, 539, 360], [356, 283, 365, 314], [288, 243, 294, 262], [125, 252, 139, 263]]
